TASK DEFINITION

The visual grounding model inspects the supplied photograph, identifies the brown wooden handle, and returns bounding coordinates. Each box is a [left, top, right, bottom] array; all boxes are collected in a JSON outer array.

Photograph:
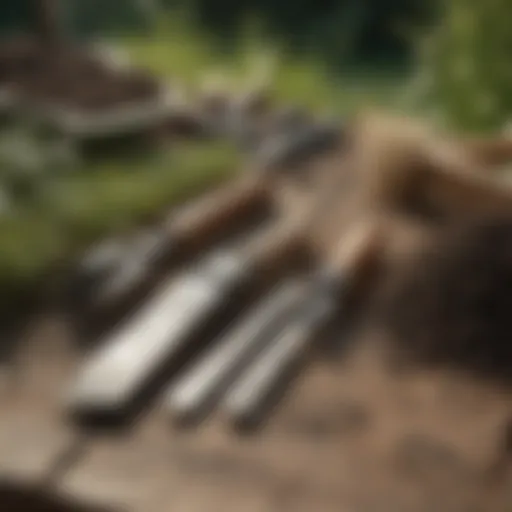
[[168, 173, 268, 249], [72, 172, 268, 312], [325, 220, 384, 278], [241, 217, 306, 274]]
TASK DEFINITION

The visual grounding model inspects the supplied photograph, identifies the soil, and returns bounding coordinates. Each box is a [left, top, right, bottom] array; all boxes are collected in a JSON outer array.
[[0, 483, 111, 512], [0, 37, 161, 112], [375, 215, 512, 384], [1, 307, 512, 512]]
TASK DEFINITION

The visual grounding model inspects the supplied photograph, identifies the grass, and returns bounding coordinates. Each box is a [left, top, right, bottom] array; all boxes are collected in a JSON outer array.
[[40, 142, 239, 245], [123, 12, 403, 114], [0, 141, 239, 291]]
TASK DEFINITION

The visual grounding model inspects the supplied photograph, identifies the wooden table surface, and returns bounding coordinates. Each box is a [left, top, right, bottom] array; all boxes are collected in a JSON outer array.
[[1, 308, 511, 512]]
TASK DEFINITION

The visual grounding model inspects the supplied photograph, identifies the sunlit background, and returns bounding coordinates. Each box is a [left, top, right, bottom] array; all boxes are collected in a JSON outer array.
[[0, 2, 512, 510]]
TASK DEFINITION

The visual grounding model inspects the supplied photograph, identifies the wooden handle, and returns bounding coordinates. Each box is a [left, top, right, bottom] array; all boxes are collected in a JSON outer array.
[[242, 217, 306, 274], [324, 220, 384, 282], [73, 172, 267, 311], [168, 173, 268, 248]]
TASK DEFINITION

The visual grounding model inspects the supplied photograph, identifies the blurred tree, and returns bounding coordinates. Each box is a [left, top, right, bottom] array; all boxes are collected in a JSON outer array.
[[34, 0, 66, 43], [416, 0, 512, 131], [0, 0, 159, 40], [0, 0, 435, 69], [164, 0, 434, 68], [0, 1, 34, 36], [65, 0, 160, 38]]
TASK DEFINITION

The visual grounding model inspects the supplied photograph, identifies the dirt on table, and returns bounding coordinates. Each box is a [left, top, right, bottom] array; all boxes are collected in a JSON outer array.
[[375, 215, 512, 384], [3, 214, 512, 512], [1, 309, 512, 512]]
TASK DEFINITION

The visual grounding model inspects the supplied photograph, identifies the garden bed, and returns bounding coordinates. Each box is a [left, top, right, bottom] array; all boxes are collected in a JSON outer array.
[[0, 37, 175, 140]]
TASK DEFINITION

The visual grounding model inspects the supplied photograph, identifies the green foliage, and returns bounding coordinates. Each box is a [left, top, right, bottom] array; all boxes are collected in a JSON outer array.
[[0, 139, 239, 294], [0, 11, 402, 298], [123, 11, 218, 86], [0, 1, 433, 67], [165, 0, 432, 67], [414, 0, 512, 132], [65, 0, 159, 39], [124, 15, 401, 115], [0, 1, 34, 36], [40, 142, 239, 249]]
